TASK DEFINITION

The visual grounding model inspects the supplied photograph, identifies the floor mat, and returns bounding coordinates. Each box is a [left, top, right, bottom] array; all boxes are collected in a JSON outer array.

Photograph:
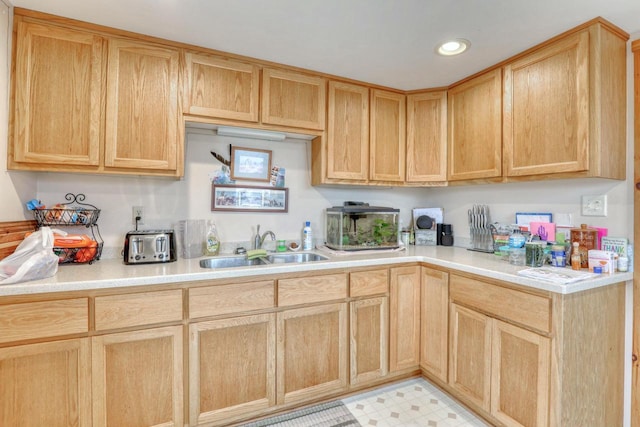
[[239, 400, 361, 427]]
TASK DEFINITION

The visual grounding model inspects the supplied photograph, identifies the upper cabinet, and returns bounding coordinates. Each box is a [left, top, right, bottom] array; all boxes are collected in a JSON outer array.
[[104, 38, 182, 173], [406, 91, 447, 183], [503, 22, 627, 180], [326, 81, 370, 182], [261, 68, 326, 130], [11, 19, 103, 168], [370, 89, 406, 182], [447, 69, 503, 182], [184, 53, 259, 122], [9, 14, 184, 177]]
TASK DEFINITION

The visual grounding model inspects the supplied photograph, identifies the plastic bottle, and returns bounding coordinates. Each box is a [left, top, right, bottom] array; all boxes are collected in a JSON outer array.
[[571, 242, 581, 270], [205, 221, 220, 256], [302, 221, 313, 250]]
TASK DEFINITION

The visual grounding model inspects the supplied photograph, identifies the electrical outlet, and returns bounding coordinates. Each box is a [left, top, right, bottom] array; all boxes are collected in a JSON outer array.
[[581, 195, 607, 217], [132, 206, 144, 225]]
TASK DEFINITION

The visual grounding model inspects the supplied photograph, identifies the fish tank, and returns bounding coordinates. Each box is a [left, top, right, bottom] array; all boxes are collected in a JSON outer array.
[[326, 203, 400, 251]]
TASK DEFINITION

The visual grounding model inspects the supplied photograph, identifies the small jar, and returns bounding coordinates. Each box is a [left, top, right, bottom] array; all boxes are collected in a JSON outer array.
[[571, 242, 582, 270], [276, 240, 287, 252], [551, 244, 566, 268], [618, 256, 629, 272]]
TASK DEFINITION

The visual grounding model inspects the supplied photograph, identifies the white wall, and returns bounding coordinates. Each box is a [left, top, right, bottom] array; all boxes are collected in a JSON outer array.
[[0, 0, 37, 221]]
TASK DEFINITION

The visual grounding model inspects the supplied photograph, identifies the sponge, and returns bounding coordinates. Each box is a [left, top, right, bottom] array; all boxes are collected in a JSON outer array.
[[246, 249, 268, 260]]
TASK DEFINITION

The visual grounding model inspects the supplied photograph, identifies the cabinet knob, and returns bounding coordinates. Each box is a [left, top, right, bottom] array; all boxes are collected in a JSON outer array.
[[636, 182, 640, 191]]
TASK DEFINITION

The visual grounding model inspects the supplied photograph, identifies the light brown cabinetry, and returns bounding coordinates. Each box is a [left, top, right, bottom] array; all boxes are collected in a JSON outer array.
[[262, 68, 326, 130], [104, 38, 182, 173], [503, 22, 627, 179], [406, 91, 447, 183], [349, 269, 390, 386], [370, 89, 406, 182], [449, 274, 551, 427], [187, 280, 276, 425], [189, 314, 276, 425], [0, 338, 91, 426], [326, 81, 370, 181], [92, 326, 184, 427], [9, 13, 184, 177], [389, 265, 421, 372], [420, 267, 449, 383], [184, 53, 259, 122], [447, 68, 502, 181], [10, 18, 103, 169], [277, 302, 348, 405]]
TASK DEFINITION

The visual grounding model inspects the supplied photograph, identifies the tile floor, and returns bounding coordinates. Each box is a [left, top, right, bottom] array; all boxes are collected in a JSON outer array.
[[342, 378, 491, 427]]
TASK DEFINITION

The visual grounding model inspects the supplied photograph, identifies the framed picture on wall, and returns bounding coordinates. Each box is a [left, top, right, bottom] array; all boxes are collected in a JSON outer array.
[[230, 147, 272, 182], [212, 184, 288, 213]]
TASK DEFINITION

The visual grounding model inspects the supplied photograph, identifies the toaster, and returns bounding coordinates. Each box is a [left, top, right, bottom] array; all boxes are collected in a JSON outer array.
[[123, 230, 177, 264]]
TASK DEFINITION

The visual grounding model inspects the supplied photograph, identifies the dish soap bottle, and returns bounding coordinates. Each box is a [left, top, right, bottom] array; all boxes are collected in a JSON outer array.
[[205, 221, 220, 256], [302, 221, 313, 250]]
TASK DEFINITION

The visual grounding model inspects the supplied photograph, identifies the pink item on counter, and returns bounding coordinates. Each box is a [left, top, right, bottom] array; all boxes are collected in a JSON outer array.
[[594, 227, 608, 249], [530, 222, 555, 241]]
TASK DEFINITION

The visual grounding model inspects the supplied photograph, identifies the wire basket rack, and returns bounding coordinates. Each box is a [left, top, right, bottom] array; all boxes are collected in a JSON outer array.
[[33, 193, 103, 264]]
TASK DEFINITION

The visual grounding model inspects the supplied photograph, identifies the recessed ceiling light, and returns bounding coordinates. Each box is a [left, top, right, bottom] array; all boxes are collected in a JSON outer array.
[[436, 39, 470, 56]]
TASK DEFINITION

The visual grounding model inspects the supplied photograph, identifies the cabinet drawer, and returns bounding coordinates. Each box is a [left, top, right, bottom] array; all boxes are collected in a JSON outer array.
[[0, 298, 88, 343], [278, 274, 347, 307], [94, 289, 183, 330], [189, 280, 274, 318], [350, 269, 389, 297], [449, 274, 551, 333]]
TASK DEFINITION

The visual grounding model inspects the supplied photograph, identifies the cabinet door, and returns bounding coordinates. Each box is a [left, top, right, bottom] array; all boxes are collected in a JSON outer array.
[[189, 314, 276, 426], [0, 338, 91, 426], [420, 267, 449, 382], [350, 297, 388, 386], [277, 303, 348, 405], [406, 91, 447, 182], [491, 320, 550, 427], [449, 303, 491, 411], [327, 81, 369, 181], [262, 68, 326, 130], [448, 69, 502, 181], [92, 326, 183, 427], [184, 53, 259, 122], [12, 19, 102, 168], [503, 31, 589, 177], [105, 38, 181, 173], [389, 265, 420, 372], [370, 89, 406, 182]]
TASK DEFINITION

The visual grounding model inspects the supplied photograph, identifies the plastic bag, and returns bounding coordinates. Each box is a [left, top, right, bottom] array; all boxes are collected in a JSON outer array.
[[0, 227, 59, 285]]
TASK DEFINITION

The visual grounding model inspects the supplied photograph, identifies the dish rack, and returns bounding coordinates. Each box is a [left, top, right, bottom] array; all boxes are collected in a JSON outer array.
[[33, 193, 103, 264]]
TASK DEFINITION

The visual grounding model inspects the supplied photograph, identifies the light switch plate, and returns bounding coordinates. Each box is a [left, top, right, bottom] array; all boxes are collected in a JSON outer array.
[[581, 195, 607, 216]]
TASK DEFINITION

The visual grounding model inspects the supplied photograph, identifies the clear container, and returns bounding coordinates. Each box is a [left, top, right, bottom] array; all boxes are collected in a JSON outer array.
[[326, 205, 399, 251], [509, 247, 526, 266]]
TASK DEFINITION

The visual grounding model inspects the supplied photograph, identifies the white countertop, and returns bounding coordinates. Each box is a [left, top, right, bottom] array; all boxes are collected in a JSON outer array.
[[0, 246, 631, 297]]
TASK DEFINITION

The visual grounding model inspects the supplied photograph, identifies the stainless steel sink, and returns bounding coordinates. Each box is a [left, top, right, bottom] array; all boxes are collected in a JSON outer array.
[[199, 252, 329, 269], [199, 256, 265, 269], [265, 253, 329, 264]]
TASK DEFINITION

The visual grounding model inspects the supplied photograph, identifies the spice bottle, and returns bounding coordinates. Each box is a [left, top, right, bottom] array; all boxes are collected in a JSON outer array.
[[570, 224, 597, 268], [571, 242, 581, 270]]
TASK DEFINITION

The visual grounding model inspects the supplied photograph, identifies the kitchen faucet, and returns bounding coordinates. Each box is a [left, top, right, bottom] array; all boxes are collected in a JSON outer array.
[[253, 224, 276, 249]]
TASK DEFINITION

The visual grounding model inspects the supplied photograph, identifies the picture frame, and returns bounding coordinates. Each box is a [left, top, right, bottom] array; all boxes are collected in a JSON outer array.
[[212, 184, 288, 213], [230, 146, 272, 182]]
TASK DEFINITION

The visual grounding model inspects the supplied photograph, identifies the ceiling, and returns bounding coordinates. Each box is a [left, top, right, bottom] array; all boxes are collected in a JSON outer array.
[[10, 0, 640, 90]]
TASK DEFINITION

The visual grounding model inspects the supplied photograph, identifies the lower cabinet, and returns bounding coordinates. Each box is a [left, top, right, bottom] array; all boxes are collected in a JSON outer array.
[[188, 314, 276, 426], [91, 326, 184, 427], [449, 303, 550, 427], [350, 296, 388, 385], [389, 265, 421, 372], [276, 303, 348, 405], [0, 338, 91, 427], [420, 267, 449, 383]]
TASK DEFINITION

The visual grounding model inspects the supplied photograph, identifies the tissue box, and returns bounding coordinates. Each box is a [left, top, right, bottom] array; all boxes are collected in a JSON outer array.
[[588, 250, 615, 274]]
